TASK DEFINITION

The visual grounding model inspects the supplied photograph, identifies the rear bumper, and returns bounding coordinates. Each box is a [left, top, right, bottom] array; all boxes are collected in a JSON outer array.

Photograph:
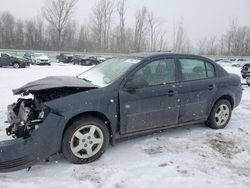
[[234, 85, 243, 108], [0, 113, 65, 172]]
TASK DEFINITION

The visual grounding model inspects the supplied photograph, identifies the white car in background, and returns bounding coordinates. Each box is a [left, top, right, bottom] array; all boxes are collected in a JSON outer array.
[[33, 53, 51, 66], [215, 59, 232, 67], [230, 58, 250, 67]]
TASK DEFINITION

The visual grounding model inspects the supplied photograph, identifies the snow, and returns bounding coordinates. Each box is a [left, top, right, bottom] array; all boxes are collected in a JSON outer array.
[[0, 63, 250, 188]]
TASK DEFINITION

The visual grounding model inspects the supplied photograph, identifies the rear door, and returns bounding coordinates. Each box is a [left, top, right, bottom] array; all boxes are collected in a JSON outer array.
[[119, 57, 180, 134], [177, 56, 217, 123]]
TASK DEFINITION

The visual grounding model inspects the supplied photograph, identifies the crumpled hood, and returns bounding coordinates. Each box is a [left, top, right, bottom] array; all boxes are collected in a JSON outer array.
[[13, 76, 98, 95]]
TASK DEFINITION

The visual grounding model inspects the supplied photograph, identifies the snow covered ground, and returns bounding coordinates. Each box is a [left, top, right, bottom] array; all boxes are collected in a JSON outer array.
[[0, 63, 250, 188]]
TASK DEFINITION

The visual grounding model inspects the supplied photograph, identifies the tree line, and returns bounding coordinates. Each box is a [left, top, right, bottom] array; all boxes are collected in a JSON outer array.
[[0, 0, 249, 56]]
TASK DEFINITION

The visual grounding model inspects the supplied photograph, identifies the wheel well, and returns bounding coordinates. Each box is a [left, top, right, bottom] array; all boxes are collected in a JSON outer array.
[[63, 112, 113, 142], [215, 95, 234, 108]]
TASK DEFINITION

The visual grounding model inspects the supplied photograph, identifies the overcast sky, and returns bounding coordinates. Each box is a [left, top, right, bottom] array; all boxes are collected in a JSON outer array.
[[0, 0, 250, 42]]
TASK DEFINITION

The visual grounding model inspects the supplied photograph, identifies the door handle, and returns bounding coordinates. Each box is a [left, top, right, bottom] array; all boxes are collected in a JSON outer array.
[[208, 84, 214, 90], [167, 90, 177, 96]]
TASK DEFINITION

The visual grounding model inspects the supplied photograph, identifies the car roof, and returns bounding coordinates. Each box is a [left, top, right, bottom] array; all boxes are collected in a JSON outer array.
[[123, 52, 210, 60]]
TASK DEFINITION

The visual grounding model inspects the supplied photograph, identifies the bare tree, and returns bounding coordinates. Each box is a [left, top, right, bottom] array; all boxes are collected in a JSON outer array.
[[172, 21, 184, 52], [134, 7, 148, 52], [197, 37, 207, 55], [78, 24, 91, 52], [117, 0, 126, 52], [148, 11, 161, 51], [43, 0, 78, 49], [90, 0, 114, 51], [158, 30, 168, 50], [0, 16, 2, 48], [0, 12, 15, 49], [14, 20, 25, 49], [35, 17, 45, 50], [91, 1, 104, 51], [103, 0, 114, 51], [25, 19, 37, 49], [2, 5, 250, 55], [62, 21, 77, 50]]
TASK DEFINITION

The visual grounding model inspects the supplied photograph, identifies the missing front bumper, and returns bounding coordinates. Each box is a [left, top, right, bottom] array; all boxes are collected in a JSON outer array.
[[0, 113, 65, 172]]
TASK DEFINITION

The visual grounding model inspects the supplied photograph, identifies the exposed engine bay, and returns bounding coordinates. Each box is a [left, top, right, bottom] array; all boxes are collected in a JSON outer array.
[[6, 87, 94, 139]]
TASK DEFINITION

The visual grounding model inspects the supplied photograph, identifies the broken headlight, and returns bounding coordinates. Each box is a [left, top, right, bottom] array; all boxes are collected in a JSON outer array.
[[37, 105, 50, 121]]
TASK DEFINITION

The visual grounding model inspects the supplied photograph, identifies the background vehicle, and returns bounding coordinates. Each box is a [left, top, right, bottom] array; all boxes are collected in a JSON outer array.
[[0, 52, 28, 68], [33, 53, 51, 65], [72, 56, 101, 66], [56, 53, 74, 63], [23, 52, 33, 64], [241, 63, 250, 78], [215, 59, 232, 67], [0, 52, 242, 172], [230, 58, 250, 67]]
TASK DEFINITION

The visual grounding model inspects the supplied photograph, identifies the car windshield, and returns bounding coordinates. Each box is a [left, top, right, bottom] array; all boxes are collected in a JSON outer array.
[[77, 57, 141, 87]]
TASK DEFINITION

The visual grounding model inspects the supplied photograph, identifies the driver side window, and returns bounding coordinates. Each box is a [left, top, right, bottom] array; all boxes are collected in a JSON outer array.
[[132, 58, 176, 86]]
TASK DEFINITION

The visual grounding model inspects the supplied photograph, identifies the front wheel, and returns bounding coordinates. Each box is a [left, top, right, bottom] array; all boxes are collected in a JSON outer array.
[[206, 99, 232, 129], [62, 117, 110, 164]]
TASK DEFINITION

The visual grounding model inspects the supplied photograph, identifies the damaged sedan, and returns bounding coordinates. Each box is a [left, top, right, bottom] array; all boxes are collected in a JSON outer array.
[[0, 52, 242, 172]]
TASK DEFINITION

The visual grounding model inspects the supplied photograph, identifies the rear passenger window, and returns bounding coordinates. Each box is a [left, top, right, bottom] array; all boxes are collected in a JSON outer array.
[[180, 59, 206, 81], [180, 59, 215, 81]]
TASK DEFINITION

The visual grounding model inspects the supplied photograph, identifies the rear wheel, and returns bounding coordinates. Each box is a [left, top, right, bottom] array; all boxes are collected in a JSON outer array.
[[13, 62, 20, 68], [62, 117, 109, 164], [206, 99, 232, 129]]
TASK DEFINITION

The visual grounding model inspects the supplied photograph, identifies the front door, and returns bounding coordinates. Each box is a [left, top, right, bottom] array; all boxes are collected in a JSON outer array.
[[119, 57, 180, 134]]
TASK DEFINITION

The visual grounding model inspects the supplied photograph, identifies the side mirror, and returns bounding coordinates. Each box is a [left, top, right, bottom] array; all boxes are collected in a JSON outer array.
[[124, 77, 148, 91]]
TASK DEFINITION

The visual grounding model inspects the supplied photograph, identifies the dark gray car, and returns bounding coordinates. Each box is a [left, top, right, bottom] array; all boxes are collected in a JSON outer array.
[[0, 52, 27, 68], [0, 52, 242, 172]]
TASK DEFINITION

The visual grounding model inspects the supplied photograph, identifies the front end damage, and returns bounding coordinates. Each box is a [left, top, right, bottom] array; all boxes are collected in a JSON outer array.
[[0, 112, 64, 172], [6, 98, 49, 139], [0, 76, 97, 172]]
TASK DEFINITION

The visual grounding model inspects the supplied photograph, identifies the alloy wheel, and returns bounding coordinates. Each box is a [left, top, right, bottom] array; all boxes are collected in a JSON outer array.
[[214, 104, 230, 126], [70, 125, 104, 159]]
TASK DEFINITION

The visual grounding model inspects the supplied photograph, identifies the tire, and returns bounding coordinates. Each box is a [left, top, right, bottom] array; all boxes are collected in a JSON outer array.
[[206, 99, 232, 129], [62, 117, 110, 164], [13, 62, 20, 68]]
